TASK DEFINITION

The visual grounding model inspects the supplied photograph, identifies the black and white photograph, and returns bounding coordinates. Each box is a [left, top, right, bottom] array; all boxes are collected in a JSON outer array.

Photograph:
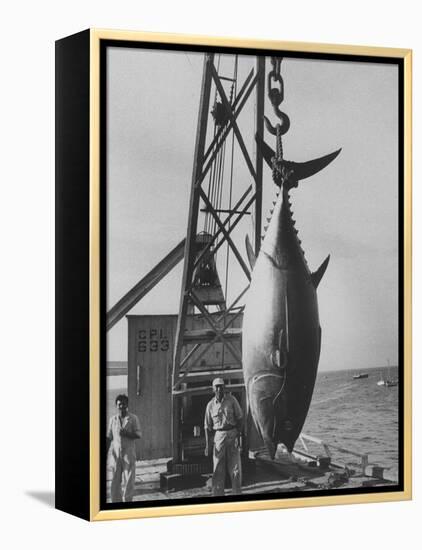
[[103, 43, 403, 508]]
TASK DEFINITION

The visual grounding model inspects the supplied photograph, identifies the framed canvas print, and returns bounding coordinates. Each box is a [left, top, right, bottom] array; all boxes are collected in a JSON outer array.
[[55, 29, 412, 521]]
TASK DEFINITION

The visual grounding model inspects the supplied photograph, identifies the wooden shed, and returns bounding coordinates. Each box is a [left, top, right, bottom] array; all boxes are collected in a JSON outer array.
[[127, 313, 248, 461]]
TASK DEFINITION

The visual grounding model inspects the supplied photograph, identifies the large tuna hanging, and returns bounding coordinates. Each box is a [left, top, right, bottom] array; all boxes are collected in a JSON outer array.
[[242, 57, 341, 458]]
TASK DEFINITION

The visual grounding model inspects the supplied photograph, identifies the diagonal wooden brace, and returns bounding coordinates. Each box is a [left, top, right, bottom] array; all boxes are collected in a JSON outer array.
[[210, 63, 257, 182], [199, 188, 251, 281]]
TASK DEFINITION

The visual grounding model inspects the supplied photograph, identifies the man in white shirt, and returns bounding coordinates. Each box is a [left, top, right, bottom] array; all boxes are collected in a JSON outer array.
[[204, 378, 243, 496], [106, 394, 141, 502]]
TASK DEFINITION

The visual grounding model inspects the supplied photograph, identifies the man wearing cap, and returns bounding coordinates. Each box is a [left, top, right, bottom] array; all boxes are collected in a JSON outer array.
[[204, 378, 243, 496]]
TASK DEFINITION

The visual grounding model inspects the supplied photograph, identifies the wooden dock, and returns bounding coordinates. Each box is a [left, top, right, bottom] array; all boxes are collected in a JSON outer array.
[[106, 440, 397, 503]]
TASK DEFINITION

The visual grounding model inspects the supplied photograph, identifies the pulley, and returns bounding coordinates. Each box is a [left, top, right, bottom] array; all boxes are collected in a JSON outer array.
[[211, 100, 230, 127]]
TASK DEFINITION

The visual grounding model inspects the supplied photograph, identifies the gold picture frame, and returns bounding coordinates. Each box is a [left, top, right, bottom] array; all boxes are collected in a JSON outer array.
[[55, 28, 412, 521]]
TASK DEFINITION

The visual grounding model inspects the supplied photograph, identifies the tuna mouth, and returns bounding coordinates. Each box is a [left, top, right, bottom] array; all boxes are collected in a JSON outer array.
[[251, 396, 277, 458], [249, 374, 285, 459]]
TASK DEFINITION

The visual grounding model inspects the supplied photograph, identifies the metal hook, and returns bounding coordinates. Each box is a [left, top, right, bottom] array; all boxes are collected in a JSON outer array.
[[264, 114, 290, 137]]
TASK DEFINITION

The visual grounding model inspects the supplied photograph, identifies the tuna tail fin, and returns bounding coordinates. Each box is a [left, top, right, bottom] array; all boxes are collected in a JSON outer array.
[[284, 150, 342, 181], [255, 133, 342, 182], [311, 255, 330, 288], [245, 234, 257, 270]]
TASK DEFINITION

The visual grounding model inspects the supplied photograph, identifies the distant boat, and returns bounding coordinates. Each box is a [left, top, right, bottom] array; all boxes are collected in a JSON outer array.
[[377, 361, 398, 387], [353, 373, 369, 379], [377, 377, 398, 387]]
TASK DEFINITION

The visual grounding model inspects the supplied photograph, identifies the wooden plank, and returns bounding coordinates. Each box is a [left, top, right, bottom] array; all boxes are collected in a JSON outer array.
[[178, 368, 243, 381], [182, 327, 242, 343], [301, 433, 368, 460], [173, 383, 244, 396], [299, 435, 309, 453]]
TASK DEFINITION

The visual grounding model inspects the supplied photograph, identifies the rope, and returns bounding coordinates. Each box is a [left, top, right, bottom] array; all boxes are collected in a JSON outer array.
[[200, 55, 239, 330], [204, 55, 222, 236], [224, 55, 238, 301], [205, 124, 218, 235], [220, 56, 238, 366], [211, 55, 223, 238]]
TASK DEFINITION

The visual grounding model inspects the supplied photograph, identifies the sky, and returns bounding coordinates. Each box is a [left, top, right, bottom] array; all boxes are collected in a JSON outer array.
[[106, 46, 398, 371]]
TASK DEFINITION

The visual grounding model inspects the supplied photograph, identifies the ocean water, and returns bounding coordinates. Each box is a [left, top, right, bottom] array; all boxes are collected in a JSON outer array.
[[106, 364, 399, 481], [302, 366, 399, 480]]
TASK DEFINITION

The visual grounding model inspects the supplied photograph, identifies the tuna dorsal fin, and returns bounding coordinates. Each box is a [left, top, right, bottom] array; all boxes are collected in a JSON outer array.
[[311, 255, 330, 288], [245, 234, 257, 270]]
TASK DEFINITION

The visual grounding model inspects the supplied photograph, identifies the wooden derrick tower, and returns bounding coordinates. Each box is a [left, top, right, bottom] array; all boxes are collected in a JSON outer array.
[[106, 53, 266, 466], [171, 53, 266, 462]]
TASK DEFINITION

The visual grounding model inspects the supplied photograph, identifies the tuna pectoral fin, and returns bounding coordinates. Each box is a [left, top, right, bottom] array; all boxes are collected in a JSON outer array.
[[311, 255, 330, 288], [255, 134, 341, 182], [245, 234, 257, 270], [271, 329, 288, 370]]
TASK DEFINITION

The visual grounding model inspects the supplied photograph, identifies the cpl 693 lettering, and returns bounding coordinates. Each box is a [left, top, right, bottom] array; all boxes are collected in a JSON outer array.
[[138, 329, 170, 353]]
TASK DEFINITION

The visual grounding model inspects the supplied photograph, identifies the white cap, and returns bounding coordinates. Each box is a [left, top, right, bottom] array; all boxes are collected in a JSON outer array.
[[212, 377, 225, 388]]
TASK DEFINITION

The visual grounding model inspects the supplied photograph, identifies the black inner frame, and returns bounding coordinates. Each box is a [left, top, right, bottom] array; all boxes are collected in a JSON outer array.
[[99, 38, 405, 511]]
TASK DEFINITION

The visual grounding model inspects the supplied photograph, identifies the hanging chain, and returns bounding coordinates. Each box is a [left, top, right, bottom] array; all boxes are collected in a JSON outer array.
[[265, 57, 294, 187], [267, 57, 284, 112], [265, 57, 291, 149]]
